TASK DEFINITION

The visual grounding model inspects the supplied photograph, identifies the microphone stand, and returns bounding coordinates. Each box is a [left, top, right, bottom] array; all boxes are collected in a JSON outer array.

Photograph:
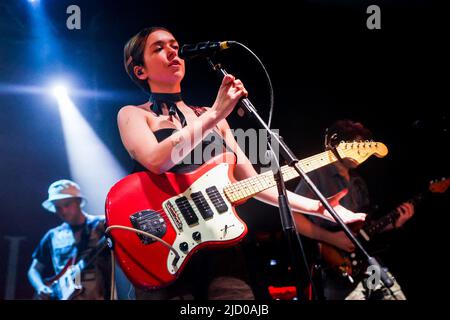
[[205, 57, 395, 295]]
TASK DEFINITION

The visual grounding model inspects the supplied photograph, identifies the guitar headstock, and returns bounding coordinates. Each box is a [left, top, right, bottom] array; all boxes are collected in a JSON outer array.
[[429, 177, 450, 194], [335, 141, 388, 165]]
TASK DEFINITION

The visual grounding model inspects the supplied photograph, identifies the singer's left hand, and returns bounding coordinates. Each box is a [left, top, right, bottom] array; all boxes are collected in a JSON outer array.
[[320, 189, 367, 224]]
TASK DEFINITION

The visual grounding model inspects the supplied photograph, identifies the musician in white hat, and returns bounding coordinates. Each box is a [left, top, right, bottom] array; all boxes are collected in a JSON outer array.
[[28, 179, 110, 300]]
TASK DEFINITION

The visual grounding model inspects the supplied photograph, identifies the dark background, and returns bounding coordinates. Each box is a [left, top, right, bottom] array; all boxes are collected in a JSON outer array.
[[0, 0, 447, 300]]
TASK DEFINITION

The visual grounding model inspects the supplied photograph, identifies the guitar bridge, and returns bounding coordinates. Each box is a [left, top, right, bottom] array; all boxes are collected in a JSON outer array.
[[165, 201, 183, 231]]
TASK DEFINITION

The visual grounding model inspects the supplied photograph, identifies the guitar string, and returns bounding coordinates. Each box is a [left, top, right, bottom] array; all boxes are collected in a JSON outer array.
[[225, 151, 341, 196]]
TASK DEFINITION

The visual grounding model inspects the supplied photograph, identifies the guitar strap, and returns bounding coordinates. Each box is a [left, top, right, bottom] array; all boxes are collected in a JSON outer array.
[[76, 222, 92, 264], [73, 217, 102, 265]]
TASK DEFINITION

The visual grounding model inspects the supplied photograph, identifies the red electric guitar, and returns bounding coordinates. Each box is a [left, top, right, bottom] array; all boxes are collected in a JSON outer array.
[[105, 141, 388, 289]]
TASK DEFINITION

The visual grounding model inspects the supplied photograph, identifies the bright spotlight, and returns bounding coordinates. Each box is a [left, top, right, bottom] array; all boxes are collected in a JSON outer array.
[[54, 91, 127, 214], [51, 84, 68, 99]]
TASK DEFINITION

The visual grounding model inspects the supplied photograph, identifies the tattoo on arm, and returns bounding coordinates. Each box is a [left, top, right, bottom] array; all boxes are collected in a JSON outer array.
[[171, 133, 184, 147]]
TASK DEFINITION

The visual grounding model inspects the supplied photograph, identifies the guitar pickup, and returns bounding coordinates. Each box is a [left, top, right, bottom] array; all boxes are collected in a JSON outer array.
[[175, 196, 199, 226], [206, 186, 228, 213], [191, 191, 214, 219], [165, 202, 183, 231]]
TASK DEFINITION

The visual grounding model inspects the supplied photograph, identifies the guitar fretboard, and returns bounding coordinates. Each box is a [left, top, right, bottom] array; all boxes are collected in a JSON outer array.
[[224, 149, 340, 203], [363, 193, 425, 237]]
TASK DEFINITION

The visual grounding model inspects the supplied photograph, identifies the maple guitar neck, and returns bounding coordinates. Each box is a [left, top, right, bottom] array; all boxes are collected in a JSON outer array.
[[224, 149, 340, 204], [224, 141, 388, 204]]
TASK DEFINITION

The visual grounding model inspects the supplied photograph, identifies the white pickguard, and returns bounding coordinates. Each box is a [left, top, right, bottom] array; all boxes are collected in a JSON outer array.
[[162, 163, 245, 274], [53, 265, 82, 300]]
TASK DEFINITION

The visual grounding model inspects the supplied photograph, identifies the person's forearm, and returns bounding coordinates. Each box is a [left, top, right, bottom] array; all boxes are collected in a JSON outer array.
[[28, 268, 46, 291], [293, 213, 335, 244], [254, 187, 321, 214], [254, 188, 343, 246]]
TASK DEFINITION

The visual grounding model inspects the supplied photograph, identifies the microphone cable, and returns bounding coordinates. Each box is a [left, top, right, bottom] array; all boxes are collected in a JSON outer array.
[[226, 41, 275, 129]]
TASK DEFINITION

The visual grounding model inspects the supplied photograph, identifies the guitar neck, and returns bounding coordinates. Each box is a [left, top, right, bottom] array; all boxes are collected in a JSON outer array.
[[363, 192, 425, 238], [224, 149, 340, 203], [363, 210, 399, 238]]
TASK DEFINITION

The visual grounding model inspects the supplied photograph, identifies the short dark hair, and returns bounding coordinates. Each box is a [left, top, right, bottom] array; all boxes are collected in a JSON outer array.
[[123, 26, 170, 93], [325, 119, 373, 147]]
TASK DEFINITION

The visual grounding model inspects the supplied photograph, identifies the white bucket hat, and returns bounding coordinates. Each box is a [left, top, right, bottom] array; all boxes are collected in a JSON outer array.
[[42, 179, 87, 213]]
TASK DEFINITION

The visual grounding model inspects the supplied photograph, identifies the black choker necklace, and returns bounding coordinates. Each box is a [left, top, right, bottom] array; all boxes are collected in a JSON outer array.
[[149, 93, 186, 127]]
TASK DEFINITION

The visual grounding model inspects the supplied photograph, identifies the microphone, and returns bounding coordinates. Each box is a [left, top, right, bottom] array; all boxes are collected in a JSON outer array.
[[179, 41, 235, 60]]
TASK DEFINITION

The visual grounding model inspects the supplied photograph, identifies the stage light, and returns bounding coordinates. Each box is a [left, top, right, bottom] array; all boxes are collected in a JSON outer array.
[[53, 89, 127, 214], [51, 84, 68, 99], [50, 81, 134, 298]]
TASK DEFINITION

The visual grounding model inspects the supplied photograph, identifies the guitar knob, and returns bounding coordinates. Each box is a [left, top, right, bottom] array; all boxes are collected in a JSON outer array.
[[350, 253, 356, 258], [179, 242, 189, 252], [352, 260, 358, 266], [192, 232, 201, 241]]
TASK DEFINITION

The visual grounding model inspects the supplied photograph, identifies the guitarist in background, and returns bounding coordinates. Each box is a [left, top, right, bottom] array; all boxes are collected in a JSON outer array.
[[28, 179, 111, 300], [294, 120, 414, 300]]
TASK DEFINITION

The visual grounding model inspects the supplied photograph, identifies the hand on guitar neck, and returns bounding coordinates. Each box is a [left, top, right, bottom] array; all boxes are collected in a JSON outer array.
[[322, 200, 415, 254], [319, 188, 367, 224], [391, 202, 415, 229], [319, 177, 449, 280]]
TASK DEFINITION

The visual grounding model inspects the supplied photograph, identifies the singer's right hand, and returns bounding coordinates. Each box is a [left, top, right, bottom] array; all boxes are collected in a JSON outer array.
[[212, 74, 248, 120]]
